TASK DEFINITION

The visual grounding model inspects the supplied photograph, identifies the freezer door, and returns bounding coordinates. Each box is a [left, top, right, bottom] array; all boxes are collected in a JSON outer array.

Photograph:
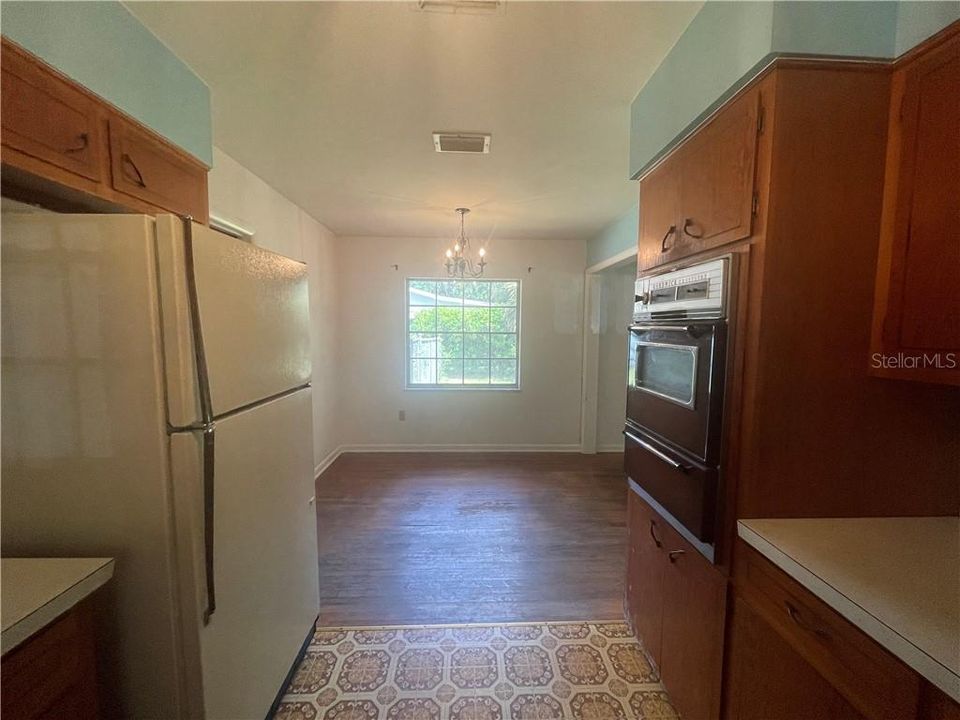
[[0, 213, 193, 717], [170, 387, 319, 719], [156, 217, 311, 426]]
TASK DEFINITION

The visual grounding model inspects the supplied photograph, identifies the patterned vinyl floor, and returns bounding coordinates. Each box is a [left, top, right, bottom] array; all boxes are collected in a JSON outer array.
[[274, 621, 679, 720]]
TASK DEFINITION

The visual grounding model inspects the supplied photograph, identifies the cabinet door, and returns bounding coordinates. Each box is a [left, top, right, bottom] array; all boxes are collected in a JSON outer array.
[[1, 41, 105, 183], [658, 521, 726, 720], [723, 595, 865, 720], [638, 155, 681, 273], [677, 88, 759, 256], [626, 489, 665, 666], [108, 116, 209, 221], [871, 32, 960, 384]]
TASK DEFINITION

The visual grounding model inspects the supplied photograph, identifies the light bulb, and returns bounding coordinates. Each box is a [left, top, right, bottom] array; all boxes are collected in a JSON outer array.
[[455, 243, 461, 252], [446, 249, 453, 258], [478, 247, 486, 257]]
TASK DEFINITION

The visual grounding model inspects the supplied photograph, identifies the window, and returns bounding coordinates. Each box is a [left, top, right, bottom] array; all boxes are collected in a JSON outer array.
[[406, 278, 520, 388]]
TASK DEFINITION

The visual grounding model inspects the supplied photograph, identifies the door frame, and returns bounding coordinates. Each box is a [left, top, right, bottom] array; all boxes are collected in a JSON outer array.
[[580, 247, 637, 453]]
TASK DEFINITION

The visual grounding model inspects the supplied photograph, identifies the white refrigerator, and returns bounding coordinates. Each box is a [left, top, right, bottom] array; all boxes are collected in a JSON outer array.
[[1, 213, 320, 719]]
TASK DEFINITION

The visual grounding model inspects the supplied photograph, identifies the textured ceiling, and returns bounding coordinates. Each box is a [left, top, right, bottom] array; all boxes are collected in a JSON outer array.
[[127, 1, 700, 240]]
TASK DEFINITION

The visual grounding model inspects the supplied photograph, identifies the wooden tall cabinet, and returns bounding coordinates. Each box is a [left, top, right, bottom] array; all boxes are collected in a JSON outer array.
[[627, 29, 960, 720], [870, 29, 960, 385]]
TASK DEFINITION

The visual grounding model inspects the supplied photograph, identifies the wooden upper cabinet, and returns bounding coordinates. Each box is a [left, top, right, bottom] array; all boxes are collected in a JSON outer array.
[[1, 41, 105, 184], [871, 28, 960, 384], [637, 87, 760, 273], [677, 88, 759, 256], [1, 38, 209, 222], [108, 116, 208, 220], [638, 155, 681, 271]]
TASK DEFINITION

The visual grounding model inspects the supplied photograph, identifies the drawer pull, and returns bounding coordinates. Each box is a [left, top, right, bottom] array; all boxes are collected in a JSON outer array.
[[660, 225, 677, 252], [649, 520, 663, 548], [785, 601, 831, 640], [668, 550, 685, 563], [682, 217, 704, 239], [63, 133, 89, 153], [121, 153, 146, 187]]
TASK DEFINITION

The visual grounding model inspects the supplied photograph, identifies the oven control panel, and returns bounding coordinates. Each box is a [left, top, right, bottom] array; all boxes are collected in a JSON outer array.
[[634, 257, 730, 320]]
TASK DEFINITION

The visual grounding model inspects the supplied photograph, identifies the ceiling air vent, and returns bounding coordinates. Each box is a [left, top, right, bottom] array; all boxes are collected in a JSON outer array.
[[433, 132, 491, 154]]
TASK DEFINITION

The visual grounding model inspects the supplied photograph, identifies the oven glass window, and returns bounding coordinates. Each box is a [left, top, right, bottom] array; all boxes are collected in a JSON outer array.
[[635, 344, 697, 406]]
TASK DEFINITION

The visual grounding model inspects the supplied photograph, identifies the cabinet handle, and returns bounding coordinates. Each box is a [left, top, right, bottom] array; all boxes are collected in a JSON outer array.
[[649, 520, 663, 548], [668, 550, 685, 563], [785, 601, 831, 640], [63, 133, 89, 153], [682, 218, 704, 239], [121, 153, 147, 187], [660, 225, 677, 253]]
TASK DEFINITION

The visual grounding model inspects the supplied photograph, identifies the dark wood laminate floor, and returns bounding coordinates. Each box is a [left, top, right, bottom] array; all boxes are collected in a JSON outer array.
[[314, 452, 628, 626]]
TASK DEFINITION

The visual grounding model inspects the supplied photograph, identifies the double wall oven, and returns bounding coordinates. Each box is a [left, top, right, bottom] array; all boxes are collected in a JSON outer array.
[[624, 256, 735, 561]]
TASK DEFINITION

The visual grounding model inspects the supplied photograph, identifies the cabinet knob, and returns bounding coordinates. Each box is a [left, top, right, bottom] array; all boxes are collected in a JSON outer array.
[[661, 225, 677, 253], [63, 133, 89, 154], [649, 520, 663, 548], [682, 218, 704, 239]]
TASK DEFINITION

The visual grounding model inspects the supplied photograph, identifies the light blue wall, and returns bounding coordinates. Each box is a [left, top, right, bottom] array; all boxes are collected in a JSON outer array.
[[587, 206, 639, 268], [1, 1, 212, 166], [894, 1, 960, 56], [629, 0, 957, 179]]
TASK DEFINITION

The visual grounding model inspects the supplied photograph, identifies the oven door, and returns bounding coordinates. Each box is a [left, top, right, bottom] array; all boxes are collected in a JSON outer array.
[[623, 426, 718, 544], [626, 320, 726, 463]]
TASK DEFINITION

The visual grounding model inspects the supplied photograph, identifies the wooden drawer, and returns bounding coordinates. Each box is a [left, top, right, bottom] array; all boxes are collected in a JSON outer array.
[[1, 42, 105, 183], [1, 603, 99, 720], [108, 115, 208, 219], [734, 542, 920, 720]]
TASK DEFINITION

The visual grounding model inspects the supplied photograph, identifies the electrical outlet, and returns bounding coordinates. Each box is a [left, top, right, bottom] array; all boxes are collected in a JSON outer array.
[[398, 410, 406, 421]]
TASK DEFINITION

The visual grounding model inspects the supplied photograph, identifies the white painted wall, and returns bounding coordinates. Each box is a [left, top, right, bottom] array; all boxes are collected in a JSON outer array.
[[207, 147, 339, 471], [596, 259, 636, 450], [336, 235, 586, 449]]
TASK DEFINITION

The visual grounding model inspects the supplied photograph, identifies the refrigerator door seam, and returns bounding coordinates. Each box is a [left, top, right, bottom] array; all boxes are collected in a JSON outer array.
[[182, 216, 217, 626]]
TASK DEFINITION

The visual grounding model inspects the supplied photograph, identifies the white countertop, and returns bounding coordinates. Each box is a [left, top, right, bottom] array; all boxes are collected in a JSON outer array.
[[1, 557, 115, 655], [738, 517, 959, 702]]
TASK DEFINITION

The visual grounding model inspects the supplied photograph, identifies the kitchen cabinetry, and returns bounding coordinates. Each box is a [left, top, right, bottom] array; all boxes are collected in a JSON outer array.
[[723, 594, 865, 720], [732, 541, 920, 720], [1, 38, 209, 222], [1, 601, 100, 720], [626, 489, 665, 666], [626, 487, 726, 720], [870, 28, 960, 385], [638, 87, 759, 273], [107, 115, 208, 219]]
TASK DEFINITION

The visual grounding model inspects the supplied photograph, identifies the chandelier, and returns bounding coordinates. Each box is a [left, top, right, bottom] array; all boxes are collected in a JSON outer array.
[[444, 208, 487, 278]]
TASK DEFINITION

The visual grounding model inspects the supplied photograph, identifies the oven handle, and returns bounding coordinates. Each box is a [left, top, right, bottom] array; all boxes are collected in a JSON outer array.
[[630, 324, 696, 334], [623, 429, 691, 473]]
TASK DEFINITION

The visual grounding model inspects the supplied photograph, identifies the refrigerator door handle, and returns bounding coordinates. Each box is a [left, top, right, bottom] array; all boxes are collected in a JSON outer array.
[[200, 424, 216, 624], [183, 216, 217, 625]]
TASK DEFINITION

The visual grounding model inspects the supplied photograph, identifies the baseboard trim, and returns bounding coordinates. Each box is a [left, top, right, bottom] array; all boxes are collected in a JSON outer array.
[[597, 443, 625, 453], [314, 445, 344, 479], [336, 443, 583, 454]]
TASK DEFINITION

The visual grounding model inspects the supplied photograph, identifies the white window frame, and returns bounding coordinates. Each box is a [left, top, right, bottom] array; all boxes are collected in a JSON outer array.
[[404, 277, 522, 390]]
